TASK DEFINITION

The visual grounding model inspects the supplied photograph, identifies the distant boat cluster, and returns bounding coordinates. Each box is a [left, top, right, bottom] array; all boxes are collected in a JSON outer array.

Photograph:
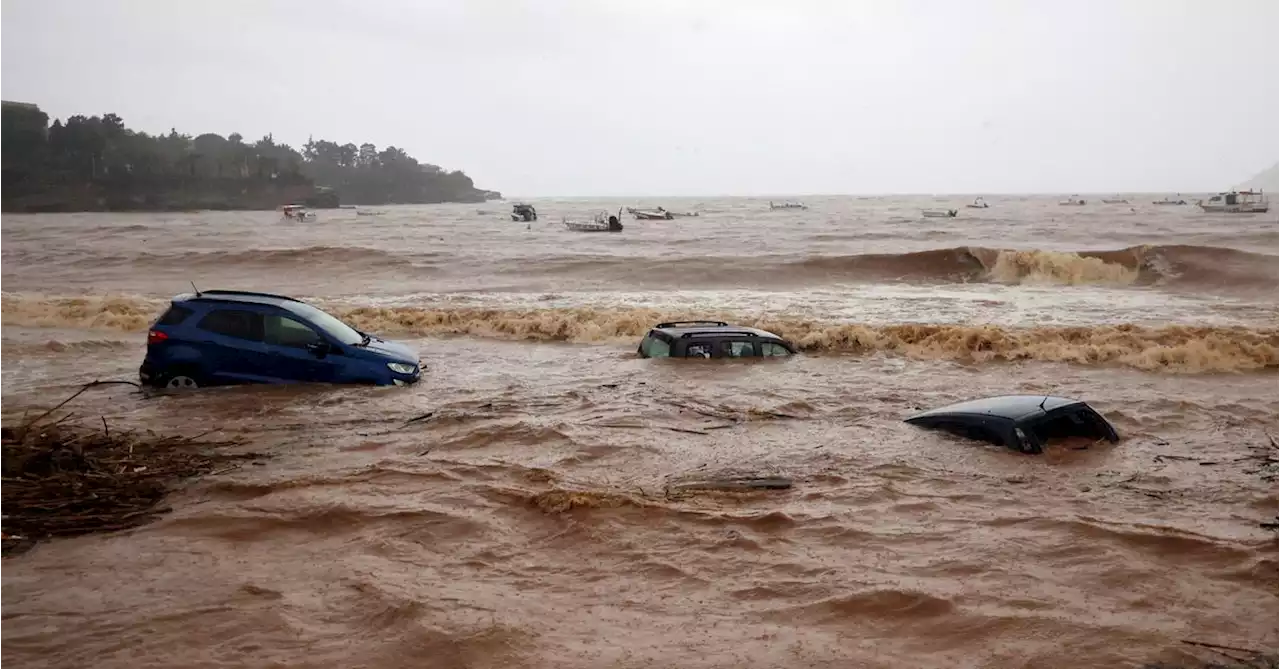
[[491, 188, 1271, 233], [922, 191, 1270, 218]]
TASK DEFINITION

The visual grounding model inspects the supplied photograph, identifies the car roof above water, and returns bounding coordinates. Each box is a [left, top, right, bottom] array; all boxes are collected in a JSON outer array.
[[651, 320, 784, 339], [906, 395, 1084, 422], [172, 290, 306, 311]]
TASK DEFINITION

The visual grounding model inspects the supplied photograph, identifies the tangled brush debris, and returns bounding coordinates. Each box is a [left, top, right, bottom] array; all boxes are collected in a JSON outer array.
[[2, 381, 265, 556]]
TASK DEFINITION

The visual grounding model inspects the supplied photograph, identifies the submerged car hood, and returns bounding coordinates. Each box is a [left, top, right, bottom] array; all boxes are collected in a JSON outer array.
[[351, 337, 417, 364]]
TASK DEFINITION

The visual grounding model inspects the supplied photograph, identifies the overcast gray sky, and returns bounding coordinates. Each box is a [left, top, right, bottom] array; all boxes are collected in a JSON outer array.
[[3, 0, 1276, 196]]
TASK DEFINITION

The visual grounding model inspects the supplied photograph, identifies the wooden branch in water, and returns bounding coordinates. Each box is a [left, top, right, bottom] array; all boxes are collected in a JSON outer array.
[[668, 477, 794, 492], [403, 411, 435, 426], [1180, 638, 1269, 657], [21, 380, 142, 435]]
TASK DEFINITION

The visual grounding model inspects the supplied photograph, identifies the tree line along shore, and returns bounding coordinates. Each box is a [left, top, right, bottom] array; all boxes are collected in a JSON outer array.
[[0, 100, 500, 213]]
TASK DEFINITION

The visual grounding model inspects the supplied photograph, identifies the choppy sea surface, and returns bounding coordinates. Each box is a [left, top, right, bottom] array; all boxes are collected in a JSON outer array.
[[2, 194, 1277, 668]]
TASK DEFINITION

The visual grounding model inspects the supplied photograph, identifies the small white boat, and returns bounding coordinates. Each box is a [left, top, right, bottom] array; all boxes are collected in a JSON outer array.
[[1058, 197, 1086, 206], [922, 208, 958, 218], [633, 207, 674, 220], [1101, 198, 1129, 204], [1197, 190, 1269, 213], [769, 201, 808, 210], [564, 209, 624, 232], [280, 204, 316, 220], [1152, 198, 1187, 205], [966, 197, 989, 209]]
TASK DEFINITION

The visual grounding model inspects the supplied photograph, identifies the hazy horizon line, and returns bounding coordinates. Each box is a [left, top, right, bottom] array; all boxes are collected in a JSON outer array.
[[495, 189, 1262, 200]]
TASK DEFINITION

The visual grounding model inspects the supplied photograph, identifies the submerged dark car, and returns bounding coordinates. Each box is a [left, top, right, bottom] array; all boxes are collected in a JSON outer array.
[[637, 321, 796, 359], [904, 395, 1118, 454]]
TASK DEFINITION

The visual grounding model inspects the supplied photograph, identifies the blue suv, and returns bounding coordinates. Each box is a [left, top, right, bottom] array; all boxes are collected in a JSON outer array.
[[139, 290, 421, 389]]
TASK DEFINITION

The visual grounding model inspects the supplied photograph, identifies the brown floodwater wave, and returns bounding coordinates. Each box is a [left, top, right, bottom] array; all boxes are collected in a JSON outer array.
[[336, 308, 1278, 373], [4, 295, 1275, 373], [793, 244, 1279, 291], [20, 242, 1276, 294], [487, 244, 1279, 293]]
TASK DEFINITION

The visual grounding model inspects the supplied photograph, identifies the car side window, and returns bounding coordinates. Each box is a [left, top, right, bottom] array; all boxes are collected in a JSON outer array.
[[264, 314, 323, 348], [686, 342, 712, 358], [719, 340, 756, 358], [640, 333, 671, 358], [762, 342, 792, 357], [197, 309, 264, 341]]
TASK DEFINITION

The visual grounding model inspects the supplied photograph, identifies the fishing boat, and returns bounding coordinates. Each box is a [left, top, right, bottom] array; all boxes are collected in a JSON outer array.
[[1101, 198, 1129, 204], [633, 207, 674, 220], [280, 204, 316, 220], [769, 201, 807, 210], [922, 208, 958, 218], [1197, 190, 1269, 213], [564, 209, 624, 232], [1058, 197, 1086, 206], [1152, 197, 1187, 205], [511, 203, 538, 222], [966, 197, 989, 209], [356, 210, 385, 217]]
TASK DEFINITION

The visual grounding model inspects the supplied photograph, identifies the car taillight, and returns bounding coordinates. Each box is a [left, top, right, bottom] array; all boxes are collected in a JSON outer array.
[[147, 330, 168, 345]]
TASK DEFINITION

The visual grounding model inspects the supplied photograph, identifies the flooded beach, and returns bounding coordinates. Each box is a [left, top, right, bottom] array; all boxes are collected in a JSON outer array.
[[2, 196, 1277, 668]]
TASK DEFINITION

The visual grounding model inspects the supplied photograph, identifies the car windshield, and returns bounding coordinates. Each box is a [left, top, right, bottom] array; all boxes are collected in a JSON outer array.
[[288, 302, 363, 346]]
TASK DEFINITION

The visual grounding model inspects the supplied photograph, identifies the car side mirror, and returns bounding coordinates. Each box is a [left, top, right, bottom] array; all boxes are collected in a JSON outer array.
[[306, 341, 332, 358]]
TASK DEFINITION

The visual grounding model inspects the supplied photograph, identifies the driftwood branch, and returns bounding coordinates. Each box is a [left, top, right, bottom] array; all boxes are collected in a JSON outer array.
[[21, 380, 142, 435]]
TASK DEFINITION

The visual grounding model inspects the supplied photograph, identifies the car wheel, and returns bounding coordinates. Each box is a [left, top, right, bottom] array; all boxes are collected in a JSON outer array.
[[165, 375, 200, 390], [156, 366, 203, 390]]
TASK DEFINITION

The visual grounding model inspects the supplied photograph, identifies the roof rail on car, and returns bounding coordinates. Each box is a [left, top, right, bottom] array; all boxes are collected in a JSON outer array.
[[683, 330, 755, 338], [657, 320, 729, 328], [194, 289, 303, 303]]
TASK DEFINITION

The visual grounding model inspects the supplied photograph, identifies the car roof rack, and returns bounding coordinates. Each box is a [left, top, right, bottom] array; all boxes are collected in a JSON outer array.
[[192, 289, 303, 303], [657, 320, 729, 328]]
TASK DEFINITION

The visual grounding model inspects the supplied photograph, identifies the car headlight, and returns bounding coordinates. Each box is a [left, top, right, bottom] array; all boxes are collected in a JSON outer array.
[[387, 362, 417, 374]]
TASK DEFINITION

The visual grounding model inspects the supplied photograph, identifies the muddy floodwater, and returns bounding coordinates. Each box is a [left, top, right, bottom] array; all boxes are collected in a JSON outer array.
[[2, 196, 1277, 668]]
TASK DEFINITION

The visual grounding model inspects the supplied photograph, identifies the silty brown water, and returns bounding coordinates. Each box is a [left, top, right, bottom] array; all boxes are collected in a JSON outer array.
[[2, 195, 1277, 668]]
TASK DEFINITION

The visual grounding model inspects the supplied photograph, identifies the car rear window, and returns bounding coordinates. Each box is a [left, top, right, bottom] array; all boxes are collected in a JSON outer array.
[[197, 309, 264, 341], [156, 305, 193, 326]]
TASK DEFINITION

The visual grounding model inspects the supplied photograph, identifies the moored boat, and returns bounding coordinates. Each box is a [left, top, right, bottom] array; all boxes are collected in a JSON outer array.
[[512, 203, 538, 222], [1152, 197, 1187, 205], [633, 207, 674, 220], [966, 197, 989, 209], [922, 208, 958, 218], [280, 204, 316, 220], [1101, 198, 1129, 204], [1058, 197, 1086, 205], [1197, 190, 1269, 213], [564, 209, 624, 232], [769, 200, 807, 210]]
